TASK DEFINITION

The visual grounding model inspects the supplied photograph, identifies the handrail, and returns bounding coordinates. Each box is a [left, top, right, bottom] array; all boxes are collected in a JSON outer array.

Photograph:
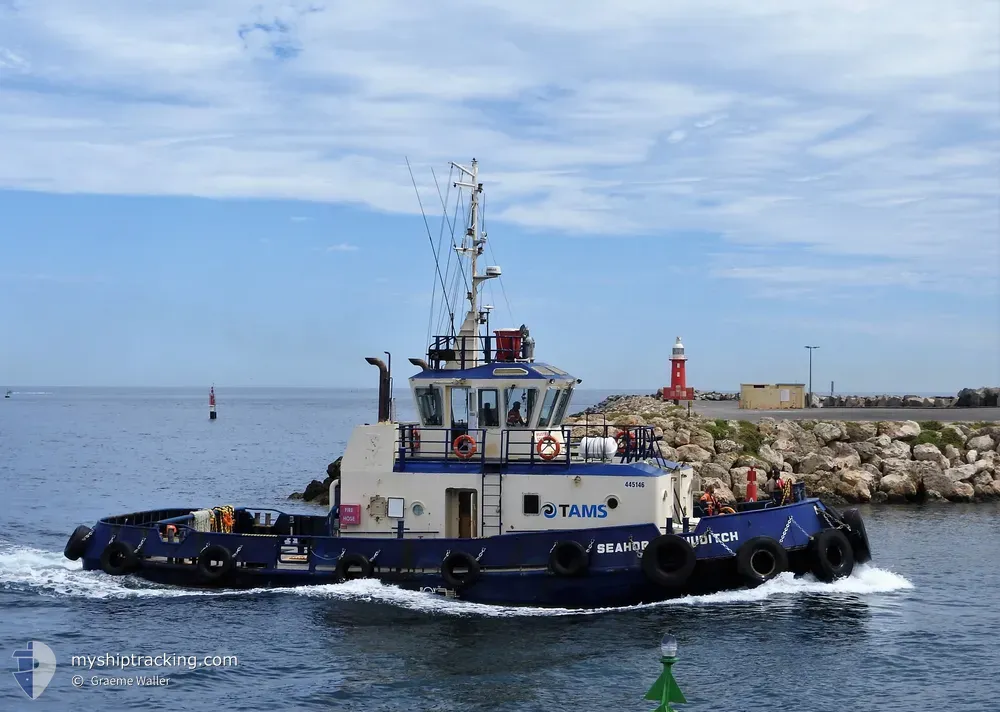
[[395, 422, 673, 469]]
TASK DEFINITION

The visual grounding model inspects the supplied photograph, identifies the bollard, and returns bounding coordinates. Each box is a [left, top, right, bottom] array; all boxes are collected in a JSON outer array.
[[644, 633, 686, 712]]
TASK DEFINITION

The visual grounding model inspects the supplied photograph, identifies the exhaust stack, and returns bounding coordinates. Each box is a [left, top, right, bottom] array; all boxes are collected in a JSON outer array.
[[365, 356, 391, 423]]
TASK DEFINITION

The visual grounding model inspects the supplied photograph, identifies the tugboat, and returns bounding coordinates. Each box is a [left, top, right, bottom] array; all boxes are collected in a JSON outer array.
[[62, 159, 873, 607]]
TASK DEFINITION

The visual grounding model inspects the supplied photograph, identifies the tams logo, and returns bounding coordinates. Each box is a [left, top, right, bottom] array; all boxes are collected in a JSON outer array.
[[12, 640, 57, 700], [542, 502, 608, 519]]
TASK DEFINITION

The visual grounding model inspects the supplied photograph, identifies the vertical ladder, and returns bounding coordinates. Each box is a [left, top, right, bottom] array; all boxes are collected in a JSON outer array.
[[481, 471, 503, 537]]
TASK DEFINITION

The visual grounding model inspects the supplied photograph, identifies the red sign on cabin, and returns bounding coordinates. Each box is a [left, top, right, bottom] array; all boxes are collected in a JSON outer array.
[[340, 504, 361, 525]]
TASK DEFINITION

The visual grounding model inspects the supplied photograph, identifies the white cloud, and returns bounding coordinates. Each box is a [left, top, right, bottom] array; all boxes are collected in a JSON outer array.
[[326, 243, 358, 252], [0, 0, 997, 295]]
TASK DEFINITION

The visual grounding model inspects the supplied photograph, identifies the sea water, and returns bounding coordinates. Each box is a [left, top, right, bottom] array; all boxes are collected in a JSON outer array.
[[2, 388, 998, 711]]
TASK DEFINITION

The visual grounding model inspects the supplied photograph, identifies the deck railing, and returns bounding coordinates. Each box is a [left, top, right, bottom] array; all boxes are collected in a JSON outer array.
[[426, 333, 530, 369], [394, 422, 676, 470]]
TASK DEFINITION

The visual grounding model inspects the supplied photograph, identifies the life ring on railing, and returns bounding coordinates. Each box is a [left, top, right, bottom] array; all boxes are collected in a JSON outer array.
[[411, 427, 421, 452], [453, 434, 477, 459], [720, 506, 736, 515], [537, 435, 561, 460], [164, 524, 178, 541], [615, 430, 634, 454]]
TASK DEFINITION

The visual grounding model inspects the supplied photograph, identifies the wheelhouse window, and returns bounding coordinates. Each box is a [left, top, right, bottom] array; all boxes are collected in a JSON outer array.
[[504, 386, 538, 427], [451, 387, 470, 427], [552, 387, 574, 425], [479, 389, 500, 427], [415, 386, 442, 426], [523, 493, 540, 515], [536, 388, 560, 428]]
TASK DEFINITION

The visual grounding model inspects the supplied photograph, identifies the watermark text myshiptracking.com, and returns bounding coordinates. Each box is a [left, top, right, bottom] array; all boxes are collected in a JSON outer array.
[[70, 652, 238, 671]]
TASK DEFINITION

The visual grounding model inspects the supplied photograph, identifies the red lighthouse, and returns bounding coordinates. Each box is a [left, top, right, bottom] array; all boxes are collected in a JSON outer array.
[[663, 336, 694, 404]]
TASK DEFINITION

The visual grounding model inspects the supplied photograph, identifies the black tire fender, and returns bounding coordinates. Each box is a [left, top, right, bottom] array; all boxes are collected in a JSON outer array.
[[197, 544, 235, 582], [548, 541, 589, 577], [735, 536, 789, 586], [811, 528, 855, 582], [64, 525, 94, 561], [841, 508, 872, 564], [100, 540, 139, 576], [441, 551, 481, 589], [641, 534, 697, 588], [336, 552, 372, 582]]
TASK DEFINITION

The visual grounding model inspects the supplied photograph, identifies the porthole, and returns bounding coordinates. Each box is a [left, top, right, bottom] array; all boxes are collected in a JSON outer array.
[[606, 496, 620, 510], [411, 501, 425, 517]]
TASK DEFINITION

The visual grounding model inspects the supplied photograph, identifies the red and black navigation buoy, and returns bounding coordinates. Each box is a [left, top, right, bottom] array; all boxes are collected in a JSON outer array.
[[209, 386, 217, 420]]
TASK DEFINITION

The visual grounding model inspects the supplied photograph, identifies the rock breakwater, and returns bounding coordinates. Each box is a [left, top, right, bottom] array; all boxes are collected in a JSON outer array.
[[566, 395, 1000, 505]]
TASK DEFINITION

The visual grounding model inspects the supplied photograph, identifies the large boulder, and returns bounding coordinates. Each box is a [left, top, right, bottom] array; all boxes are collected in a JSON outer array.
[[689, 429, 716, 452], [878, 440, 912, 461], [673, 429, 691, 447], [700, 477, 736, 503], [879, 473, 917, 502], [736, 454, 771, 471], [715, 439, 741, 454], [834, 469, 875, 502], [877, 421, 921, 440], [945, 464, 977, 483], [699, 463, 732, 487], [800, 452, 835, 474], [974, 479, 1000, 499], [967, 434, 996, 452], [676, 444, 713, 463], [756, 444, 785, 469], [845, 421, 878, 441], [713, 451, 741, 471], [828, 441, 862, 470], [814, 422, 845, 444], [849, 441, 878, 462]]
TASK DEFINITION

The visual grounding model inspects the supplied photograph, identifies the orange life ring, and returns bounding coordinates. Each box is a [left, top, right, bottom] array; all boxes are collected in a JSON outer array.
[[720, 506, 736, 515], [411, 427, 421, 452], [453, 434, 477, 459], [537, 435, 561, 460], [164, 524, 177, 540], [615, 430, 634, 453]]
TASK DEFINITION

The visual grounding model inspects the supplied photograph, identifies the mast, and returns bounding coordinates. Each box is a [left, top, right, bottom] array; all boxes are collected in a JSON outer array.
[[449, 158, 498, 366]]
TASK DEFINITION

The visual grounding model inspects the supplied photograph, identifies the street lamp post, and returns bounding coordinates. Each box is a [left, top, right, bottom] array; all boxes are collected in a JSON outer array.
[[805, 346, 820, 407], [644, 633, 686, 711]]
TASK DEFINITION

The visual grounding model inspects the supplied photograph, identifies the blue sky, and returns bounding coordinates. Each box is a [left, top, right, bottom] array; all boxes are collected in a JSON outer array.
[[1, 0, 998, 393]]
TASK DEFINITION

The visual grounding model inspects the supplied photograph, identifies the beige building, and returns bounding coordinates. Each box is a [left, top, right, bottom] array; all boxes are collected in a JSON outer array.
[[739, 383, 806, 410]]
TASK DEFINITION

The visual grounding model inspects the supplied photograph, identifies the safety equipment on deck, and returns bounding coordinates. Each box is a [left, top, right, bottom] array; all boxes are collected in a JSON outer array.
[[452, 434, 477, 460], [440, 551, 481, 588], [841, 508, 872, 564], [411, 427, 421, 452], [735, 536, 789, 585], [197, 544, 235, 582], [536, 435, 561, 461], [100, 540, 139, 576], [641, 534, 696, 588], [336, 552, 373, 581], [810, 528, 855, 582], [548, 540, 589, 577], [615, 430, 634, 455], [63, 525, 93, 561]]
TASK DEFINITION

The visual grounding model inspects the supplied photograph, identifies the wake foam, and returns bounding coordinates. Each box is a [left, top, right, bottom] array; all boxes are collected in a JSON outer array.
[[0, 543, 913, 615]]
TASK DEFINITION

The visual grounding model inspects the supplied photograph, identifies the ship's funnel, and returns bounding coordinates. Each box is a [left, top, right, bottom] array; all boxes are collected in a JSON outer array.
[[365, 357, 391, 423]]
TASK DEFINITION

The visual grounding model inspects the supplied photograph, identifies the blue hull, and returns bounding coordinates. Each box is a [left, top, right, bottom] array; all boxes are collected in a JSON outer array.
[[66, 498, 866, 608]]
